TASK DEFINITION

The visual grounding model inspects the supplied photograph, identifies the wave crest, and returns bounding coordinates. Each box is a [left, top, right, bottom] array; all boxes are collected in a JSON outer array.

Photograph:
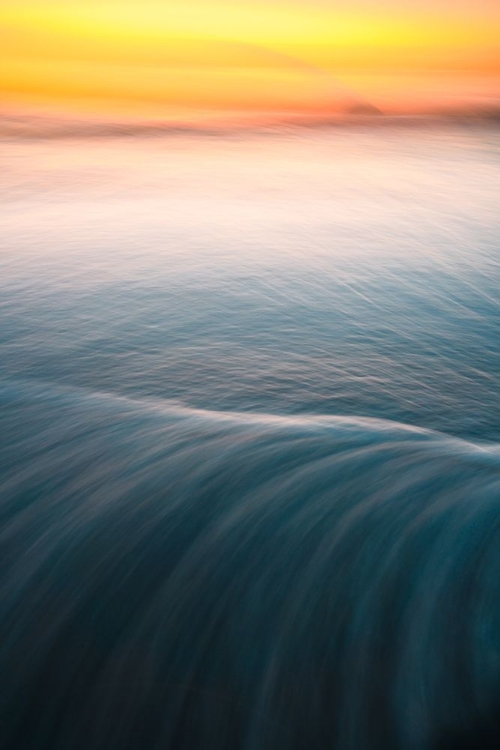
[[1, 382, 500, 749]]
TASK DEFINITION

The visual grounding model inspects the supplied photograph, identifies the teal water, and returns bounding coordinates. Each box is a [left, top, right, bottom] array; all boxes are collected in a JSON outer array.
[[1, 124, 500, 748]]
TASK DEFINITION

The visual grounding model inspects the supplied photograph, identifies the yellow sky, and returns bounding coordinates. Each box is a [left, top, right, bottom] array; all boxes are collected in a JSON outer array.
[[1, 1, 499, 119]]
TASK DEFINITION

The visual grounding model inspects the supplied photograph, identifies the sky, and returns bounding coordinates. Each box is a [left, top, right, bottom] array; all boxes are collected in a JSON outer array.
[[1, 1, 500, 121]]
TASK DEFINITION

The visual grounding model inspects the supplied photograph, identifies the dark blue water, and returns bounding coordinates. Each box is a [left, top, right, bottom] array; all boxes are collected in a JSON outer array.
[[1, 124, 500, 748]]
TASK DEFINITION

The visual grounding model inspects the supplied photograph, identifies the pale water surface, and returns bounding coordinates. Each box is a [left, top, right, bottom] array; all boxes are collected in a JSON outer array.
[[1, 124, 499, 438]]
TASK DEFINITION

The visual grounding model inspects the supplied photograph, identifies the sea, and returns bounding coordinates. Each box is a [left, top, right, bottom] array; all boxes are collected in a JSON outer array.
[[1, 122, 500, 749]]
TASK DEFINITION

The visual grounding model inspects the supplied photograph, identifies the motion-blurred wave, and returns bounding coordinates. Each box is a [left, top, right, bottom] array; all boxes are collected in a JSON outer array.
[[1, 381, 500, 749], [2, 123, 500, 749]]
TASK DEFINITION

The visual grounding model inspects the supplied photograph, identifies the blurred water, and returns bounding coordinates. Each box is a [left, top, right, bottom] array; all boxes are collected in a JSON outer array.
[[1, 124, 500, 749], [1, 124, 499, 439]]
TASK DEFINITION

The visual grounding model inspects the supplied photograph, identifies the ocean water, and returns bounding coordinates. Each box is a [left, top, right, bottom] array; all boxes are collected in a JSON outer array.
[[1, 123, 500, 748]]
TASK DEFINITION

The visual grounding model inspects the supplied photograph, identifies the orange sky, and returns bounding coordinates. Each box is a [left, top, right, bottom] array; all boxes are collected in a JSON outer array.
[[1, 1, 499, 120]]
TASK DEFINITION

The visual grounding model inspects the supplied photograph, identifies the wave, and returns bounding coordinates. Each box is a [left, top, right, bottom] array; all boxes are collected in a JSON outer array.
[[1, 381, 500, 749]]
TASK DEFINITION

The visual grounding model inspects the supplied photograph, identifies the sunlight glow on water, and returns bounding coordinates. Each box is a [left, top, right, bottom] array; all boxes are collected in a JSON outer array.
[[1, 124, 500, 439]]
